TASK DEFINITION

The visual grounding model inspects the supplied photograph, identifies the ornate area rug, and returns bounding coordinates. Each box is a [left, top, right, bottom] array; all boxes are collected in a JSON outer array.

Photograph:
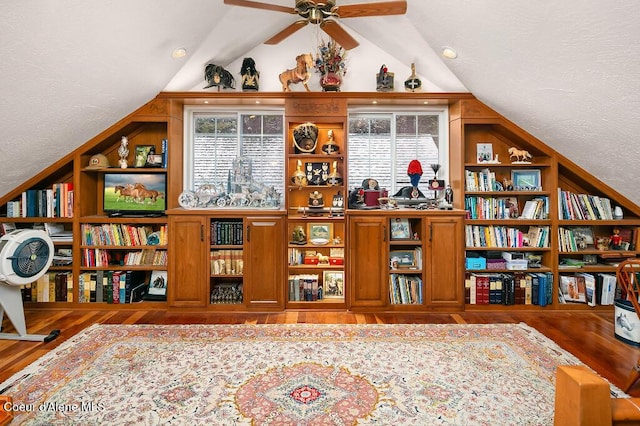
[[0, 323, 624, 425]]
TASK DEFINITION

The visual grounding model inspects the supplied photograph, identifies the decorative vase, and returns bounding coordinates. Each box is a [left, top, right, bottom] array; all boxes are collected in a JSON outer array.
[[320, 72, 342, 92]]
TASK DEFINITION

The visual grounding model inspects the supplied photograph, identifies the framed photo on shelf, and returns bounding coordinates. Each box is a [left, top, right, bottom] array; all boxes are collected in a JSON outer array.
[[389, 250, 416, 269], [145, 153, 163, 168], [511, 169, 541, 190], [147, 270, 167, 298], [476, 143, 493, 163], [308, 223, 333, 245], [322, 270, 344, 298], [134, 145, 154, 168], [390, 218, 411, 240]]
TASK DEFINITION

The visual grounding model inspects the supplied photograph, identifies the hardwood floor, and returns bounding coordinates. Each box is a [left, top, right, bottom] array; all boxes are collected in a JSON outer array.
[[2, 309, 640, 398]]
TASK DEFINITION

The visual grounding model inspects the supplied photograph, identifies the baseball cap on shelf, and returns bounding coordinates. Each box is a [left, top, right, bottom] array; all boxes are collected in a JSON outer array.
[[86, 153, 111, 169]]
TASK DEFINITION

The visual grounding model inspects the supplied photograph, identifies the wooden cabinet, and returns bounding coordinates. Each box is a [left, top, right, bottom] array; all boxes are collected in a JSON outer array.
[[168, 215, 208, 307], [348, 215, 387, 308], [167, 211, 286, 310], [245, 216, 285, 310], [348, 210, 465, 311]]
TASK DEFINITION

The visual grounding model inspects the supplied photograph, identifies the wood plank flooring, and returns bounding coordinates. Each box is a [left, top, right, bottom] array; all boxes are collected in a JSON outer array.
[[2, 309, 640, 398]]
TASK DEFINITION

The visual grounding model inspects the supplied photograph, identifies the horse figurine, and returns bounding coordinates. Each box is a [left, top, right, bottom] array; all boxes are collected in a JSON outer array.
[[279, 53, 313, 92], [508, 147, 532, 162]]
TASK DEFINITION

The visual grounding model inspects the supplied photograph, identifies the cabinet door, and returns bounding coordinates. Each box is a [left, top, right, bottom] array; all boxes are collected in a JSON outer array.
[[245, 216, 285, 310], [348, 216, 387, 308], [168, 216, 208, 307], [426, 216, 464, 309]]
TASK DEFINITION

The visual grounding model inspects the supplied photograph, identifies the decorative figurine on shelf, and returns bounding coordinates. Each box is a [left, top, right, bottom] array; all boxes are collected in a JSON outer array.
[[291, 225, 307, 245], [376, 64, 394, 92], [428, 163, 445, 191], [290, 159, 308, 187], [293, 122, 318, 153], [404, 63, 422, 92], [393, 160, 426, 199], [118, 136, 129, 168], [614, 206, 624, 220], [611, 228, 623, 250], [240, 57, 259, 92], [204, 63, 235, 91], [444, 184, 454, 204], [503, 177, 514, 191], [279, 53, 313, 92], [322, 129, 340, 154], [508, 147, 533, 163], [327, 161, 343, 186], [308, 190, 324, 208]]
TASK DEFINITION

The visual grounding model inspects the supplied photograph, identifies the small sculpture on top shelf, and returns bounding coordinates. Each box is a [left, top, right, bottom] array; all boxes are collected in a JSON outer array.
[[240, 57, 259, 92], [204, 63, 235, 91], [118, 136, 129, 168], [404, 63, 422, 92], [508, 147, 532, 163], [376, 64, 394, 92], [279, 53, 313, 92]]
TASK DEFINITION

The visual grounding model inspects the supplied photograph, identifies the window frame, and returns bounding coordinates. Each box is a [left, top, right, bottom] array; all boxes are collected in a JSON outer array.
[[347, 106, 449, 194], [183, 106, 286, 191]]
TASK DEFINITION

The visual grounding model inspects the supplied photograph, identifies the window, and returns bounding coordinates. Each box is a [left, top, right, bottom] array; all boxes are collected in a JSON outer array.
[[347, 109, 448, 195], [184, 108, 285, 197]]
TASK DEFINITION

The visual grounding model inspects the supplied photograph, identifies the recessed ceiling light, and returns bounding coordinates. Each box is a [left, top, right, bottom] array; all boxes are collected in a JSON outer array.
[[441, 46, 458, 59], [423, 101, 429, 105], [171, 47, 188, 59], [372, 100, 378, 104], [204, 100, 209, 104]]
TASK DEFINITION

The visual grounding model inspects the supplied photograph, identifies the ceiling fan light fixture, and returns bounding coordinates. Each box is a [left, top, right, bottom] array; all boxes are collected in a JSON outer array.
[[441, 46, 458, 59], [308, 8, 323, 24]]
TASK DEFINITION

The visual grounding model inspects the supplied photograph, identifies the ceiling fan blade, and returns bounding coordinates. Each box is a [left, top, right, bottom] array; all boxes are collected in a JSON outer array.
[[223, 0, 295, 14], [320, 20, 359, 50], [337, 1, 407, 18], [265, 20, 309, 45]]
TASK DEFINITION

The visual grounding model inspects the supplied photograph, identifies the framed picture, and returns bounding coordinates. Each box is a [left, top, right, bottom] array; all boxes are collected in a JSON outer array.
[[322, 270, 344, 298], [390, 218, 411, 240], [308, 223, 333, 245], [476, 143, 493, 163], [511, 169, 541, 190], [145, 153, 163, 168], [389, 250, 416, 269], [134, 145, 154, 168], [147, 270, 167, 297]]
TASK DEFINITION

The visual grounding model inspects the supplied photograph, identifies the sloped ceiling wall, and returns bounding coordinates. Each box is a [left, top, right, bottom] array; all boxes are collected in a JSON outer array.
[[0, 0, 638, 204]]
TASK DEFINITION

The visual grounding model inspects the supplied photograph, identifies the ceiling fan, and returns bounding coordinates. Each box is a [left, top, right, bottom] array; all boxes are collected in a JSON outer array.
[[223, 0, 407, 50]]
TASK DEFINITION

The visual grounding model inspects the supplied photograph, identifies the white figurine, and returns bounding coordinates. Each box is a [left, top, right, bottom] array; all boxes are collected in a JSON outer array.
[[118, 136, 129, 168]]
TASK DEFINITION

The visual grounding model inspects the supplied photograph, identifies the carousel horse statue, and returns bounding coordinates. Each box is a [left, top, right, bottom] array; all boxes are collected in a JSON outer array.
[[279, 53, 313, 92]]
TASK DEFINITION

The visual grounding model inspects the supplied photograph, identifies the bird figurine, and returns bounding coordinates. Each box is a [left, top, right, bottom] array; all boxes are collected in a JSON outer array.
[[118, 136, 129, 168]]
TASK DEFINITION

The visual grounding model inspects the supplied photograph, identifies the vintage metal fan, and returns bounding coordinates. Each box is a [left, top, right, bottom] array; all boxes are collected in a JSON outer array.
[[0, 229, 60, 342], [224, 0, 407, 50]]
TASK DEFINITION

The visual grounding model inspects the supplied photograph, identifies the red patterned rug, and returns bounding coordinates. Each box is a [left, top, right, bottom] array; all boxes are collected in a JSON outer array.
[[0, 323, 625, 425]]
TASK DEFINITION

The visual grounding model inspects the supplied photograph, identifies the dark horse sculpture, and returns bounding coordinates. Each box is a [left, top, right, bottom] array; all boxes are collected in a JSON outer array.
[[279, 53, 313, 92]]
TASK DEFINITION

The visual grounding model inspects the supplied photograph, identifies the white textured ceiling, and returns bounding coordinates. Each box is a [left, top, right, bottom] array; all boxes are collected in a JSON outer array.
[[0, 0, 638, 204]]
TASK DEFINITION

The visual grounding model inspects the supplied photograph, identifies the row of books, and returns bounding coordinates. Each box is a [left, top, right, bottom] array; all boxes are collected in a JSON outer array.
[[211, 220, 243, 245], [81, 223, 167, 246], [465, 225, 550, 248], [7, 183, 74, 218], [210, 249, 243, 275], [21, 272, 73, 302], [465, 196, 519, 220], [465, 168, 499, 192], [77, 270, 148, 303], [81, 248, 167, 267], [389, 274, 423, 304], [558, 189, 614, 220], [559, 273, 617, 306], [465, 272, 554, 306], [288, 274, 323, 301]]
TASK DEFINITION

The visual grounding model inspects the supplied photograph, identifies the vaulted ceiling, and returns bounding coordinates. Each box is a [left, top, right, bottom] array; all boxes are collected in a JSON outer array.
[[1, 0, 638, 204]]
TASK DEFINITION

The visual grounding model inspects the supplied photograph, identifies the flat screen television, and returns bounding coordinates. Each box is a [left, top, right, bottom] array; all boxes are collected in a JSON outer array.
[[103, 172, 167, 217]]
